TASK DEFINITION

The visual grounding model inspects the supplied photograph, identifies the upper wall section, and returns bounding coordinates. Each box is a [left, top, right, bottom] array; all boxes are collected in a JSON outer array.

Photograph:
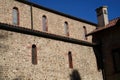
[[0, 0, 96, 41]]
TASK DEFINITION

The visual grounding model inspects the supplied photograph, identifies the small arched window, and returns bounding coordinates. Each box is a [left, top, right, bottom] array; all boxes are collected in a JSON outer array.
[[68, 51, 73, 68], [64, 22, 69, 36], [83, 26, 87, 40], [32, 44, 37, 65], [42, 15, 48, 31], [13, 7, 19, 25]]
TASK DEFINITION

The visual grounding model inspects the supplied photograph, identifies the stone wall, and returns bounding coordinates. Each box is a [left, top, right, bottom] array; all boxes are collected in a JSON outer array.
[[0, 30, 102, 80], [0, 0, 103, 80], [0, 0, 96, 42]]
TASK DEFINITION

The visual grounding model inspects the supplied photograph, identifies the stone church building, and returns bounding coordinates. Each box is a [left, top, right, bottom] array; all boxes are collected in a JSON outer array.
[[0, 0, 120, 80]]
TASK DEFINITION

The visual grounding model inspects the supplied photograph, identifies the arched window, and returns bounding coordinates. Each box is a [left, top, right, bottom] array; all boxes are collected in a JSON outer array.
[[68, 51, 73, 68], [42, 15, 48, 31], [32, 44, 37, 65], [13, 7, 19, 25], [64, 22, 69, 36], [83, 26, 87, 40]]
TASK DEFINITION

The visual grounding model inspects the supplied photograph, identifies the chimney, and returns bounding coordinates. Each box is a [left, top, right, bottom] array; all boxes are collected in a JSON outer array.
[[96, 6, 109, 27]]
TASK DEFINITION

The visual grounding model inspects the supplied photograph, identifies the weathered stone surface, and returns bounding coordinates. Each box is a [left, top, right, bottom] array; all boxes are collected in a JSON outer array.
[[0, 0, 102, 80], [0, 30, 102, 80]]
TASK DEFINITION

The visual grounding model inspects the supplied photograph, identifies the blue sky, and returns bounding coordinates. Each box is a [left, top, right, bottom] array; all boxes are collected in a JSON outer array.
[[29, 0, 120, 23]]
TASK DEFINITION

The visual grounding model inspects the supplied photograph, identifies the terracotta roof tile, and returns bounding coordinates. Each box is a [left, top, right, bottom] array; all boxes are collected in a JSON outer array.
[[87, 17, 120, 36], [106, 17, 120, 27]]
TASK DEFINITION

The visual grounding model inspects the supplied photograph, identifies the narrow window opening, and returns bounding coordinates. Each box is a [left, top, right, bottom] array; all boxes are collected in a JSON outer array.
[[13, 7, 19, 25], [104, 10, 107, 14], [83, 26, 87, 40], [32, 44, 37, 65], [64, 22, 69, 36], [42, 15, 48, 31], [68, 51, 73, 68]]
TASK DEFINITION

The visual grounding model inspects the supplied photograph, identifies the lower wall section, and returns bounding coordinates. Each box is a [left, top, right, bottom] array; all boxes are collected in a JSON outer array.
[[0, 30, 102, 80]]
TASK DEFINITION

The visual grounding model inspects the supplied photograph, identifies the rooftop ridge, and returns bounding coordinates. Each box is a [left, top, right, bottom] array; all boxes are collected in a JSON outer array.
[[106, 16, 120, 27], [109, 17, 120, 22]]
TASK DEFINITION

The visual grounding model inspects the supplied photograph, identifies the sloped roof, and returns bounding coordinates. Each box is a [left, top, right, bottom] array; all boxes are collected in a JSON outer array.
[[87, 17, 120, 36]]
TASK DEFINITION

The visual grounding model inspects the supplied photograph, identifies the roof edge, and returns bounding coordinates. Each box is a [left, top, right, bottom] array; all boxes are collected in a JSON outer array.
[[15, 0, 97, 26], [87, 17, 120, 36]]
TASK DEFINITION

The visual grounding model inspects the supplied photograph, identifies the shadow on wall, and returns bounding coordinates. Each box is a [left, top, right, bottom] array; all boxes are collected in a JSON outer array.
[[13, 75, 32, 80], [0, 65, 9, 79], [70, 69, 81, 80], [0, 66, 3, 79], [13, 76, 25, 80], [92, 39, 103, 71], [92, 38, 105, 80]]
